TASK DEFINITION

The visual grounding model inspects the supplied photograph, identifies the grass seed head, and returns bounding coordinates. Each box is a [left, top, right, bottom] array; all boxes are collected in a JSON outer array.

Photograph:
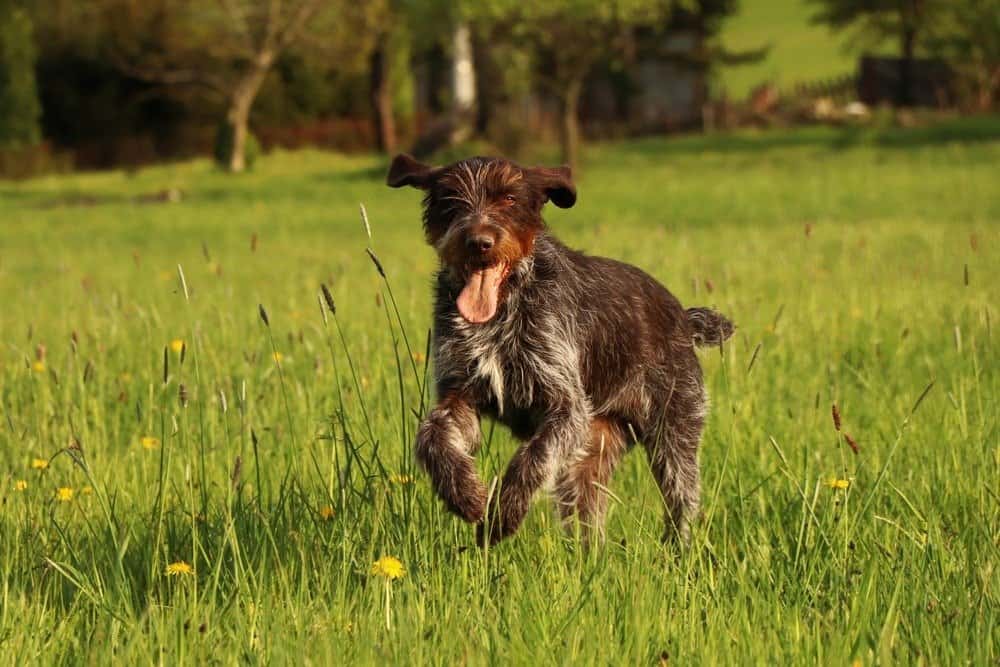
[[321, 284, 336, 316], [177, 264, 189, 301], [366, 247, 385, 277], [844, 432, 859, 454], [231, 455, 242, 488], [360, 203, 372, 241], [258, 304, 270, 327], [317, 293, 329, 326], [832, 404, 841, 431]]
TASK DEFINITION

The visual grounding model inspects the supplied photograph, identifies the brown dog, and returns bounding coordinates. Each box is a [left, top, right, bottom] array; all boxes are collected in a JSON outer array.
[[387, 154, 733, 545]]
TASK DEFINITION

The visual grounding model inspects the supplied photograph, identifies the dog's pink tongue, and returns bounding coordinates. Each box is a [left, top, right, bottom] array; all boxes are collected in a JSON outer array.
[[457, 264, 505, 323]]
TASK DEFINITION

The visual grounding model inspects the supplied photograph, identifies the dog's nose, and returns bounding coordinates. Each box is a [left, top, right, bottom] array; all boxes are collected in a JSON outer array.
[[467, 234, 494, 253]]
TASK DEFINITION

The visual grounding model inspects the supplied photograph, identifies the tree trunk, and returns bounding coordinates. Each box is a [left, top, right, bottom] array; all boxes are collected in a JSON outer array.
[[451, 21, 476, 115], [899, 25, 916, 107], [369, 42, 396, 153], [226, 97, 251, 173], [559, 75, 584, 172], [224, 55, 272, 173]]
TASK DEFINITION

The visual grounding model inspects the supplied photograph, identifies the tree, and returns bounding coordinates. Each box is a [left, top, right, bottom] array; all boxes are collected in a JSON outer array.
[[0, 0, 42, 147], [365, 0, 408, 154], [105, 0, 341, 172], [398, 1, 483, 155], [469, 1, 668, 170], [810, 0, 937, 105], [925, 0, 1000, 110], [369, 37, 397, 153]]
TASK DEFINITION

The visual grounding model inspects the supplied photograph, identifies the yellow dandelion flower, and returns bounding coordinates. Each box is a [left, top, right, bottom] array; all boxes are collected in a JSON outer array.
[[32, 360, 46, 373], [319, 505, 335, 520], [272, 351, 284, 363], [141, 436, 161, 450], [120, 372, 132, 383], [411, 351, 426, 364], [56, 487, 74, 502], [170, 339, 185, 354], [165, 561, 195, 576], [826, 478, 850, 490], [14, 480, 27, 491], [388, 473, 414, 485], [30, 458, 49, 470], [81, 486, 93, 495], [370, 556, 405, 580]]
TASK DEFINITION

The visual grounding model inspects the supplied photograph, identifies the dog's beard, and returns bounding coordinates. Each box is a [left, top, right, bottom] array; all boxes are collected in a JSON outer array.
[[456, 262, 509, 323]]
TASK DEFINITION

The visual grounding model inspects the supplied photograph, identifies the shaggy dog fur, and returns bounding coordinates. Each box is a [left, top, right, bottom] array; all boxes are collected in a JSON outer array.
[[387, 153, 733, 546]]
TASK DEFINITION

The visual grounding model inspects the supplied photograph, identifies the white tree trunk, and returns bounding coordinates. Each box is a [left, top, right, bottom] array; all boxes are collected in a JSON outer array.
[[451, 22, 476, 114], [224, 54, 272, 173]]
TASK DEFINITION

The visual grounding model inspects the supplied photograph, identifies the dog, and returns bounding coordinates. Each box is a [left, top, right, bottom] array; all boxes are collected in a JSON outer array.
[[387, 153, 733, 546]]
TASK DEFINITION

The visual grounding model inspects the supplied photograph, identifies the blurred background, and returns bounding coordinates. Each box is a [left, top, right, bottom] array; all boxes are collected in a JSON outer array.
[[1, 0, 997, 177]]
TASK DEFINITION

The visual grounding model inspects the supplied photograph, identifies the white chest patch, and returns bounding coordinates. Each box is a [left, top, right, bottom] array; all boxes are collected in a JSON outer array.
[[475, 350, 506, 414]]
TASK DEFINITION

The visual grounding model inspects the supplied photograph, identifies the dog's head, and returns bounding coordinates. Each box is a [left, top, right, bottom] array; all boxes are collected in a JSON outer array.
[[387, 154, 575, 324]]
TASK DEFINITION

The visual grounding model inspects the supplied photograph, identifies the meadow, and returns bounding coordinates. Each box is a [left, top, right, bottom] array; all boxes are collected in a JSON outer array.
[[1, 118, 998, 664], [717, 0, 858, 97]]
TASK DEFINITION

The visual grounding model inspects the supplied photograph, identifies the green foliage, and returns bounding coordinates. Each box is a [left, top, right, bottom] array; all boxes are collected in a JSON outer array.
[[388, 25, 415, 119], [925, 0, 1000, 109], [808, 0, 941, 52], [0, 122, 998, 661], [0, 0, 42, 147]]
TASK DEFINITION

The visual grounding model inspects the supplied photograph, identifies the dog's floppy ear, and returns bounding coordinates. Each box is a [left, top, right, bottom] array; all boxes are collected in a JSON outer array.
[[527, 165, 576, 208], [387, 154, 440, 189]]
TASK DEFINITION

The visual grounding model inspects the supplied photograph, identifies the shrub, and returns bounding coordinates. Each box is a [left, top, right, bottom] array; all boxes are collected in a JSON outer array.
[[0, 1, 42, 147]]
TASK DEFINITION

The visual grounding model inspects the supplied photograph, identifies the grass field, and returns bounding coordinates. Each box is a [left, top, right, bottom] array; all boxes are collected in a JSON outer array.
[[1, 119, 998, 664], [718, 0, 859, 98]]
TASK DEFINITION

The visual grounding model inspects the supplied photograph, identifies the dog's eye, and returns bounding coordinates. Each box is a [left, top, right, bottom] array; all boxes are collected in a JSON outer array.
[[502, 194, 516, 206]]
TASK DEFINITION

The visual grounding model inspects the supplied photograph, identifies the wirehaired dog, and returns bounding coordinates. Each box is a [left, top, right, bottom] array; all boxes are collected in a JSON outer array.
[[387, 153, 733, 546]]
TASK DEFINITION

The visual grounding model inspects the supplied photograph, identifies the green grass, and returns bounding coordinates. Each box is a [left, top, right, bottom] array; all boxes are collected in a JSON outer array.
[[718, 0, 859, 98], [1, 119, 998, 664]]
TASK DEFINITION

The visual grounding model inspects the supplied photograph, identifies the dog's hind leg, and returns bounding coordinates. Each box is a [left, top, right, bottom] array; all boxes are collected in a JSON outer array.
[[416, 394, 487, 523], [555, 417, 628, 544], [643, 380, 706, 545]]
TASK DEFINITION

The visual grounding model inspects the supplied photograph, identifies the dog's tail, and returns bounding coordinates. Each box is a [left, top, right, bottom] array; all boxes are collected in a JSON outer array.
[[687, 307, 734, 348]]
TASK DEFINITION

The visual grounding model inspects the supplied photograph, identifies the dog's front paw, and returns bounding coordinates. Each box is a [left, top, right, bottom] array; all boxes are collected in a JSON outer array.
[[416, 412, 486, 523], [449, 478, 487, 524], [475, 491, 522, 547]]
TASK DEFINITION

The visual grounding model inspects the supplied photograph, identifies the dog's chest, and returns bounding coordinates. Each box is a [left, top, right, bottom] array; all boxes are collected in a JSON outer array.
[[439, 315, 538, 414]]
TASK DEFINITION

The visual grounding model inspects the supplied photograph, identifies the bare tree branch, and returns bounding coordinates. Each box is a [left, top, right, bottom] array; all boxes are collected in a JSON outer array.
[[216, 0, 256, 52], [274, 0, 325, 51]]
